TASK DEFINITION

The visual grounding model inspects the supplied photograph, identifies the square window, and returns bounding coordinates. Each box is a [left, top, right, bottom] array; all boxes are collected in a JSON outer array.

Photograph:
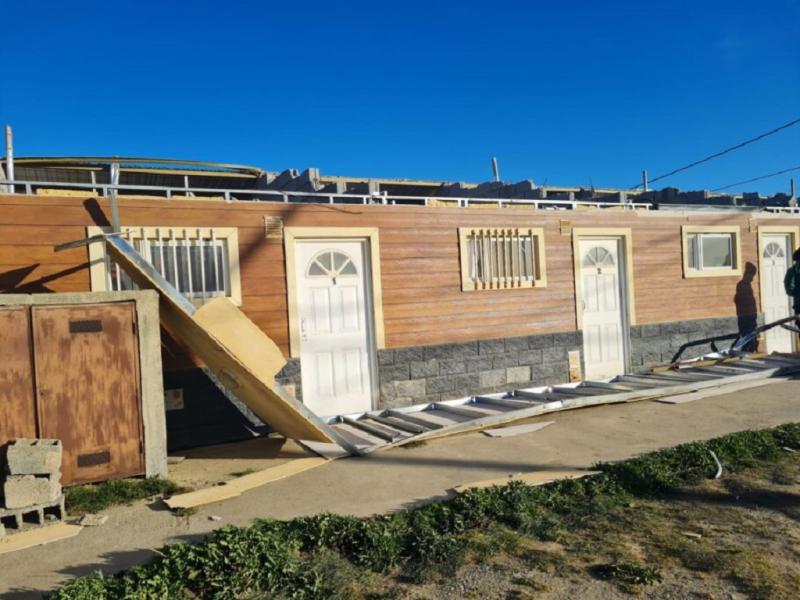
[[88, 226, 241, 305], [459, 227, 546, 290], [683, 227, 741, 278]]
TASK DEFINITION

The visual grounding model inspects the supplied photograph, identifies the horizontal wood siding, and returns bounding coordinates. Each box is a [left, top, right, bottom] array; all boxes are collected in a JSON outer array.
[[0, 194, 796, 358]]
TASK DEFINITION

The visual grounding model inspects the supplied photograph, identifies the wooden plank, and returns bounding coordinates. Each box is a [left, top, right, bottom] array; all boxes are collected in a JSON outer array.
[[165, 457, 329, 510], [482, 421, 554, 438], [454, 469, 600, 493], [0, 523, 83, 555], [655, 377, 788, 404]]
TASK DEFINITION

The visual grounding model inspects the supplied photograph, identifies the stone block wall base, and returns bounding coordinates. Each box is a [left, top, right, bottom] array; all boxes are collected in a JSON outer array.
[[629, 314, 762, 371], [376, 331, 583, 409]]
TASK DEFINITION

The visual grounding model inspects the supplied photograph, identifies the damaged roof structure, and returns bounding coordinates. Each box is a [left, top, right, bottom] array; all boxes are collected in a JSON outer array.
[[3, 155, 798, 208], [1, 154, 800, 485]]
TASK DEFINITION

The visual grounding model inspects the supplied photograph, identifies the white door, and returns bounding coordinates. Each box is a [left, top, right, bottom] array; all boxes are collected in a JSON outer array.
[[295, 240, 374, 417], [579, 239, 627, 379], [761, 234, 794, 353]]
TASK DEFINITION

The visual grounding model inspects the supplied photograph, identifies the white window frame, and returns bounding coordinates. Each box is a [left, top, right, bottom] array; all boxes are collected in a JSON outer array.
[[87, 226, 242, 305], [458, 227, 547, 291], [681, 225, 742, 278]]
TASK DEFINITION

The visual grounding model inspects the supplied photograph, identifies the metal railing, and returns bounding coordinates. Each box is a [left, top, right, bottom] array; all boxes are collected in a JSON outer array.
[[0, 178, 653, 210], [765, 206, 800, 214]]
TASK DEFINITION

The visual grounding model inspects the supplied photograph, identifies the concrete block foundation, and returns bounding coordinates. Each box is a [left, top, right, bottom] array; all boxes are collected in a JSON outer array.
[[4, 439, 62, 476], [2, 475, 61, 509]]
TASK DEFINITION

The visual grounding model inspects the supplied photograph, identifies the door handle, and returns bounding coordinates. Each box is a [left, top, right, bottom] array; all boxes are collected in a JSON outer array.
[[300, 317, 308, 339]]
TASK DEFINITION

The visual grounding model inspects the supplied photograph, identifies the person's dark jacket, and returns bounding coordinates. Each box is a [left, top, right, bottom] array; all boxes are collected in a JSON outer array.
[[785, 262, 800, 310]]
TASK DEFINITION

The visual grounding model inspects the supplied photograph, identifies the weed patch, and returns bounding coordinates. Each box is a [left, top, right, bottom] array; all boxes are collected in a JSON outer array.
[[65, 478, 183, 516], [51, 423, 800, 599]]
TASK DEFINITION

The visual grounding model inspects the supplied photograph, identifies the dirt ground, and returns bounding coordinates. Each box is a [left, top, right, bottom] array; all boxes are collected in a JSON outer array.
[[167, 436, 313, 490], [390, 454, 800, 599], [1, 378, 799, 598]]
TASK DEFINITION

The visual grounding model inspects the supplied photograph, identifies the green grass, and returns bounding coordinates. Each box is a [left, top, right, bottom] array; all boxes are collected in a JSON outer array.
[[50, 423, 800, 599], [65, 477, 183, 516]]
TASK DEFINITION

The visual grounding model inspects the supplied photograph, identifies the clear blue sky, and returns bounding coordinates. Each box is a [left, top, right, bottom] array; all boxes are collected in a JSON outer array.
[[2, 1, 798, 194]]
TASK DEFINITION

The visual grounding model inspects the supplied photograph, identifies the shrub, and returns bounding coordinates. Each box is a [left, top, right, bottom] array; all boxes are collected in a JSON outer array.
[[51, 423, 799, 599]]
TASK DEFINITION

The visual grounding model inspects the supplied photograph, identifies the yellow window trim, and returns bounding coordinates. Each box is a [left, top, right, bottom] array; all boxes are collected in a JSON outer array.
[[86, 225, 242, 306], [681, 225, 742, 279], [458, 227, 547, 291], [571, 227, 636, 329], [284, 227, 385, 358]]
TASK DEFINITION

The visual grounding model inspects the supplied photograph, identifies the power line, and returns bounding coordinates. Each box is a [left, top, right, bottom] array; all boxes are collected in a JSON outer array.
[[633, 117, 800, 188], [712, 165, 800, 192]]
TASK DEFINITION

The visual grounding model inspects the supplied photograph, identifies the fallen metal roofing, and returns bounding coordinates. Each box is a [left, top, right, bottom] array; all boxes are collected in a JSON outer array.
[[325, 354, 800, 453]]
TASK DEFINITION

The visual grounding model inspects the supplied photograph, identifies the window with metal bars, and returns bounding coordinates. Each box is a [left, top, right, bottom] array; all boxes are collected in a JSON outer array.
[[88, 226, 242, 304], [458, 227, 547, 290]]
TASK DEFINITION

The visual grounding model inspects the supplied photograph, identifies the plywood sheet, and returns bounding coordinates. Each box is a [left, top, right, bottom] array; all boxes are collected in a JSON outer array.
[[655, 377, 786, 404], [165, 456, 329, 510], [32, 302, 144, 485], [0, 523, 83, 555], [454, 469, 600, 493], [0, 307, 37, 446], [482, 421, 554, 438], [105, 236, 338, 444]]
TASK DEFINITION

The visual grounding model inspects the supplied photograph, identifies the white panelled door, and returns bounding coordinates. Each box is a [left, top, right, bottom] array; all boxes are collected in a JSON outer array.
[[295, 240, 374, 417], [579, 239, 627, 379], [761, 234, 794, 353]]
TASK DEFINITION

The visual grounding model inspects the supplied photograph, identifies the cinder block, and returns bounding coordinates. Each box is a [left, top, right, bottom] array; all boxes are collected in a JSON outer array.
[[2, 475, 61, 509], [507, 366, 532, 384], [479, 368, 506, 389], [4, 439, 62, 475], [410, 358, 439, 379]]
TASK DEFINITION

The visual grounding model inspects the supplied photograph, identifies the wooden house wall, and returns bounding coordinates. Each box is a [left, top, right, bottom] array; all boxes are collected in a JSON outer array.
[[0, 194, 796, 362]]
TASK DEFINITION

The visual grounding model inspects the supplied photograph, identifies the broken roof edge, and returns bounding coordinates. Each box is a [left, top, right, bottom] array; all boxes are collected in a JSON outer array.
[[4, 156, 266, 177]]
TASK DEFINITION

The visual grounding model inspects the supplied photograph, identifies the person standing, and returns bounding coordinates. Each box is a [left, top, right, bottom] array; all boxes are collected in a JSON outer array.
[[785, 248, 800, 320]]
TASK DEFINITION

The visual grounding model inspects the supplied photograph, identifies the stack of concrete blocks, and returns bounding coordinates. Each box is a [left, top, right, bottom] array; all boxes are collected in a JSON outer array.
[[0, 439, 64, 537]]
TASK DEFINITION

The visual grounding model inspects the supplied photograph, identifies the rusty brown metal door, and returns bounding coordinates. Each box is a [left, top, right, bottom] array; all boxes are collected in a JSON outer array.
[[32, 302, 144, 485], [0, 307, 37, 447]]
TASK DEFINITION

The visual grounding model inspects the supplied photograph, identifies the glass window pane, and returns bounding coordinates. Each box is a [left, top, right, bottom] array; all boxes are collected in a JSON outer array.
[[474, 238, 483, 281], [162, 245, 177, 288], [217, 245, 230, 294], [203, 245, 218, 291], [308, 262, 326, 276], [339, 261, 357, 275], [521, 237, 532, 278], [701, 234, 732, 268], [318, 251, 332, 270], [189, 245, 204, 294], [176, 246, 190, 292], [149, 242, 163, 275], [332, 252, 348, 271]]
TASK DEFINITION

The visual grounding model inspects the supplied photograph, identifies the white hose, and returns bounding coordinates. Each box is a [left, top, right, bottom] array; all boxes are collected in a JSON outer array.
[[709, 450, 723, 479]]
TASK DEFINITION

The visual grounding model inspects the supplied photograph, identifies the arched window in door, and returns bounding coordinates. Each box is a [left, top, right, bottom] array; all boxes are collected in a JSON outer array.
[[307, 250, 358, 279]]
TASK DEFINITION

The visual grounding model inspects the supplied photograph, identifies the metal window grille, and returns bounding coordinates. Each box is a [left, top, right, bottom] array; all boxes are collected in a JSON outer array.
[[106, 228, 230, 300], [465, 228, 540, 289]]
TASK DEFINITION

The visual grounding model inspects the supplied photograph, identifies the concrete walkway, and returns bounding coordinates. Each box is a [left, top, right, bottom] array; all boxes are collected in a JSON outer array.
[[2, 379, 799, 598]]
